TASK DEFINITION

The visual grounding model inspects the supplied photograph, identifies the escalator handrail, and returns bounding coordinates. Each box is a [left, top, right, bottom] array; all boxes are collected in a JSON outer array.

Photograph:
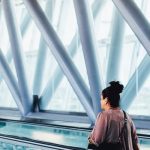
[[0, 133, 86, 150], [0, 118, 91, 132]]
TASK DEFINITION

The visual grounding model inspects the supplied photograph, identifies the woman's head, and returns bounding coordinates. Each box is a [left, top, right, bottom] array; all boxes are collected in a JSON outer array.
[[101, 81, 124, 109]]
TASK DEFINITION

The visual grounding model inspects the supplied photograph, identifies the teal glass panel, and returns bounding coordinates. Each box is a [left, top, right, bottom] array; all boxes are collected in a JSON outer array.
[[0, 121, 150, 150], [0, 141, 41, 150], [139, 137, 150, 150], [0, 121, 89, 149]]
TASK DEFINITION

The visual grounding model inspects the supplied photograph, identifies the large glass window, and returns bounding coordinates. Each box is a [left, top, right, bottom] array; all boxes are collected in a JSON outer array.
[[42, 76, 85, 112], [0, 0, 150, 117], [0, 80, 17, 108], [94, 0, 150, 116]]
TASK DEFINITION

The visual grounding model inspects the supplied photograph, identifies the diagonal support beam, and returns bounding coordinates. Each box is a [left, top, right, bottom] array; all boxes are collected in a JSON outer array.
[[0, 6, 31, 75], [0, 49, 25, 115], [73, 0, 103, 115], [106, 8, 125, 83], [121, 54, 150, 110], [129, 42, 141, 77], [0, 12, 31, 84], [40, 0, 106, 112], [2, 0, 32, 115], [92, 0, 108, 19], [33, 38, 47, 95], [23, 0, 96, 123], [0, 51, 12, 84], [112, 0, 150, 56], [33, 0, 54, 95], [20, 12, 31, 36], [0, 8, 1, 23]]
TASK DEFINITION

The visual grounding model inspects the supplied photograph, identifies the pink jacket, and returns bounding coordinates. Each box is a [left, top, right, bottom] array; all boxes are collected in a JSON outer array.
[[89, 109, 139, 150]]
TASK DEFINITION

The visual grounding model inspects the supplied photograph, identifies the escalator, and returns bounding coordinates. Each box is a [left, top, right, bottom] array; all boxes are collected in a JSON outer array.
[[138, 131, 150, 150], [0, 119, 89, 150], [0, 119, 150, 150]]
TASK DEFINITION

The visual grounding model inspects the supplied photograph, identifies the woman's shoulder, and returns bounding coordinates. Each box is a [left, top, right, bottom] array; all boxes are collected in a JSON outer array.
[[96, 111, 107, 120], [97, 110, 113, 119], [123, 110, 133, 122], [100, 109, 130, 119], [118, 109, 134, 125], [97, 109, 132, 119], [101, 108, 121, 115]]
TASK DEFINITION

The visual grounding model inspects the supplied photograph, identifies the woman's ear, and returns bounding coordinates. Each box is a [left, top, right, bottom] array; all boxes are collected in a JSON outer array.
[[105, 97, 109, 104]]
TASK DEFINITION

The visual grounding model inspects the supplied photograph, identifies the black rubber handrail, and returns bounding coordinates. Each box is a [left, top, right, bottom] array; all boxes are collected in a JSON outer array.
[[138, 133, 150, 139]]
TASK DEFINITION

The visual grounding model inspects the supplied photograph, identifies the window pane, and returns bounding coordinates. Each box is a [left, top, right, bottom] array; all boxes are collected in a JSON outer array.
[[0, 80, 17, 108], [41, 76, 85, 112]]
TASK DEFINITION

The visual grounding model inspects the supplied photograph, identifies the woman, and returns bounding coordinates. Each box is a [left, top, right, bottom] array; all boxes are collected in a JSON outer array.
[[88, 81, 139, 150]]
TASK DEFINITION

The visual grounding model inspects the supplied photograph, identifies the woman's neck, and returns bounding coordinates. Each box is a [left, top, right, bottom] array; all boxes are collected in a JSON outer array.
[[104, 106, 120, 111], [110, 107, 120, 110]]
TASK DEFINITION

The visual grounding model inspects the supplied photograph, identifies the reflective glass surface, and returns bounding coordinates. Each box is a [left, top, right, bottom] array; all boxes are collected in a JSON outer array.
[[0, 120, 150, 150], [139, 137, 150, 150], [0, 120, 89, 149], [0, 141, 40, 150]]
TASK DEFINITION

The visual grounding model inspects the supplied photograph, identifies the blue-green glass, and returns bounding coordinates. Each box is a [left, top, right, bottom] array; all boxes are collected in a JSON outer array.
[[0, 121, 89, 149], [139, 137, 150, 150], [0, 141, 40, 150], [1, 121, 150, 149]]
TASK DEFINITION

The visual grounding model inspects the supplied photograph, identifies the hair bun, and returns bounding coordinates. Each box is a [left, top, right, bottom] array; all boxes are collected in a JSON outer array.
[[109, 81, 124, 94]]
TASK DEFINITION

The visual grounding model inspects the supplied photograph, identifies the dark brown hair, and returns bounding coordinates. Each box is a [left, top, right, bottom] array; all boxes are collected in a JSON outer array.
[[102, 81, 124, 108]]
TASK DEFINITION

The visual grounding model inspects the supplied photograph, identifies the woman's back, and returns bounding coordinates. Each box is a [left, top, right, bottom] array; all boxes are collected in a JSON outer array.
[[88, 81, 139, 150], [89, 109, 138, 150]]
